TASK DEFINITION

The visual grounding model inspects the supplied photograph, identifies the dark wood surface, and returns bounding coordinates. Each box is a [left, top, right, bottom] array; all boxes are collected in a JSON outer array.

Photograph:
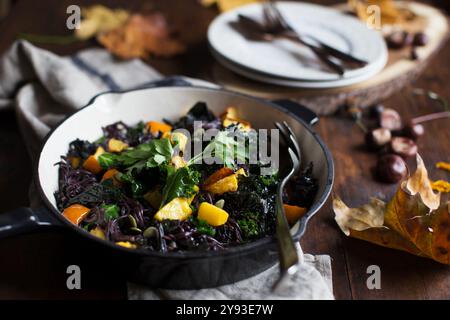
[[0, 0, 449, 299]]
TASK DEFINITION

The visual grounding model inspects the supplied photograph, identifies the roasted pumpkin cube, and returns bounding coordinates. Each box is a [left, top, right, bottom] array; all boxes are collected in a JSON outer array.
[[203, 168, 246, 195], [116, 241, 137, 249], [283, 204, 307, 224], [101, 168, 121, 186], [108, 138, 128, 152], [83, 146, 105, 174], [198, 202, 229, 226], [63, 204, 91, 225], [147, 121, 172, 135], [90, 227, 106, 240], [154, 197, 193, 221]]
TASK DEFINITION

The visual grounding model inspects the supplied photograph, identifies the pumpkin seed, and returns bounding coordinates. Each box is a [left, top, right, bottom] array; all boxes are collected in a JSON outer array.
[[128, 227, 142, 235], [214, 199, 225, 209], [128, 215, 137, 228], [143, 226, 159, 238]]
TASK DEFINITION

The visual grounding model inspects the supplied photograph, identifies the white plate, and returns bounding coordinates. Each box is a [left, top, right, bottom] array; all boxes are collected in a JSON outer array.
[[208, 1, 388, 82], [213, 48, 387, 88]]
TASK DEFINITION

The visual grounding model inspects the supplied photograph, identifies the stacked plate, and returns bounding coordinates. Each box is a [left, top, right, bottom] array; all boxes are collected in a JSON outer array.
[[207, 1, 388, 89]]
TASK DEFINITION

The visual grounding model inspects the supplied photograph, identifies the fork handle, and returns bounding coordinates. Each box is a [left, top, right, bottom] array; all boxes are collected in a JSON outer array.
[[275, 181, 299, 273], [272, 99, 319, 126], [279, 34, 345, 76]]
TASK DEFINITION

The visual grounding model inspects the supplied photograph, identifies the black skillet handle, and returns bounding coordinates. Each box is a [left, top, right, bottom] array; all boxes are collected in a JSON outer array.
[[272, 99, 319, 126], [0, 207, 62, 239]]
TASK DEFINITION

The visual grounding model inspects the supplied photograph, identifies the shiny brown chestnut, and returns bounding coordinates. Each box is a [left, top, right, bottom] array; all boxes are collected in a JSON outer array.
[[390, 136, 418, 158], [376, 154, 408, 183], [386, 30, 413, 49], [403, 123, 425, 140], [369, 104, 385, 118], [366, 128, 392, 150], [380, 108, 402, 131], [413, 32, 429, 47]]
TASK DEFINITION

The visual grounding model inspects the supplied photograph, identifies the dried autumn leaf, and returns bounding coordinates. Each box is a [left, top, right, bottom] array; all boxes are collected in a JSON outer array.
[[97, 13, 185, 59], [333, 196, 385, 236], [333, 154, 450, 265], [431, 180, 450, 193], [405, 154, 440, 211], [200, 0, 262, 12], [436, 161, 450, 172], [75, 5, 129, 40]]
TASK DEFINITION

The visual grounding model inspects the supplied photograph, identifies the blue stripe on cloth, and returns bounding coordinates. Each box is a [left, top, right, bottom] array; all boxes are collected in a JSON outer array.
[[70, 56, 121, 90], [133, 76, 192, 89]]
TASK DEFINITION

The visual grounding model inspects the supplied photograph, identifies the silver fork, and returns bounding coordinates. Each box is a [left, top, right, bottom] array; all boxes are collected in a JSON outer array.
[[272, 121, 301, 292], [237, 14, 345, 76], [264, 1, 368, 66]]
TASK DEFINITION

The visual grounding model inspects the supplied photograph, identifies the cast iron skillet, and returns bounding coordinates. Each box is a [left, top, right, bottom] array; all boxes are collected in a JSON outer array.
[[0, 86, 333, 289]]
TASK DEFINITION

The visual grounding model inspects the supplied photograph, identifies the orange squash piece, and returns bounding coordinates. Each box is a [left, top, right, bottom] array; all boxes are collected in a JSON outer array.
[[101, 168, 121, 186], [108, 138, 128, 152], [63, 204, 91, 225], [83, 146, 105, 174], [221, 107, 252, 131], [68, 156, 81, 169], [203, 167, 234, 186], [147, 121, 172, 135], [283, 204, 307, 224], [198, 202, 229, 226]]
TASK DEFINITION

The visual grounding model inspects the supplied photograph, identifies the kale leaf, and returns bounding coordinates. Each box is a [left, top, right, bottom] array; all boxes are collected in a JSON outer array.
[[67, 180, 124, 208], [237, 212, 262, 240], [160, 166, 200, 207]]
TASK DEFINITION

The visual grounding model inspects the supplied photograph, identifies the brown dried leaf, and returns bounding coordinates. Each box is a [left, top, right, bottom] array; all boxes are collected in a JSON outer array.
[[334, 154, 450, 265], [75, 5, 129, 40], [97, 13, 185, 59], [200, 0, 262, 12], [349, 228, 424, 257], [405, 154, 440, 211], [333, 196, 385, 236]]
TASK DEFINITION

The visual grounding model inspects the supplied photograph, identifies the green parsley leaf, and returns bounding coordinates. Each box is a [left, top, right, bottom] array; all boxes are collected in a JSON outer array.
[[98, 138, 173, 173], [190, 217, 216, 236], [101, 204, 120, 221], [188, 131, 247, 168]]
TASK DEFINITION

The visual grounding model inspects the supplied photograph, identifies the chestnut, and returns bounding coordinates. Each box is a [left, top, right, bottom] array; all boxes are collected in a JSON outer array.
[[403, 123, 425, 140], [376, 154, 408, 183], [390, 136, 418, 158], [411, 47, 419, 60], [386, 30, 412, 49], [369, 104, 385, 118], [380, 108, 402, 131], [366, 128, 392, 150], [413, 32, 429, 47]]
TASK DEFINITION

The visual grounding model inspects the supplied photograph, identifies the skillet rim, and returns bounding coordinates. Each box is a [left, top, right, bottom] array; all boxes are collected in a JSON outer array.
[[34, 85, 334, 260]]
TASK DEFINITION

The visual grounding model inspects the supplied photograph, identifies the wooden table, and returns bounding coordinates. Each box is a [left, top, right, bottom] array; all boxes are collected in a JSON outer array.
[[0, 0, 449, 299]]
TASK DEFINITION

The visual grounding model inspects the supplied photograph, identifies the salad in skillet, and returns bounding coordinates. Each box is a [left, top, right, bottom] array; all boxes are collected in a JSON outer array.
[[55, 102, 318, 252]]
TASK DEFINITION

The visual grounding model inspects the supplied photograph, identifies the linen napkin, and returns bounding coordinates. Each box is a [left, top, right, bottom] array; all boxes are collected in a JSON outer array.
[[0, 40, 334, 300], [128, 245, 334, 300]]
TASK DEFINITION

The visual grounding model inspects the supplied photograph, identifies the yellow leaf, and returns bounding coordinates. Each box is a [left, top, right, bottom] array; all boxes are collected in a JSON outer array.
[[436, 161, 450, 172], [75, 5, 129, 40], [431, 180, 450, 193], [201, 0, 262, 12]]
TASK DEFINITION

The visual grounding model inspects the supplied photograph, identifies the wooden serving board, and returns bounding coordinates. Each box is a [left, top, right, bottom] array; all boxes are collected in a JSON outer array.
[[209, 2, 449, 115]]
